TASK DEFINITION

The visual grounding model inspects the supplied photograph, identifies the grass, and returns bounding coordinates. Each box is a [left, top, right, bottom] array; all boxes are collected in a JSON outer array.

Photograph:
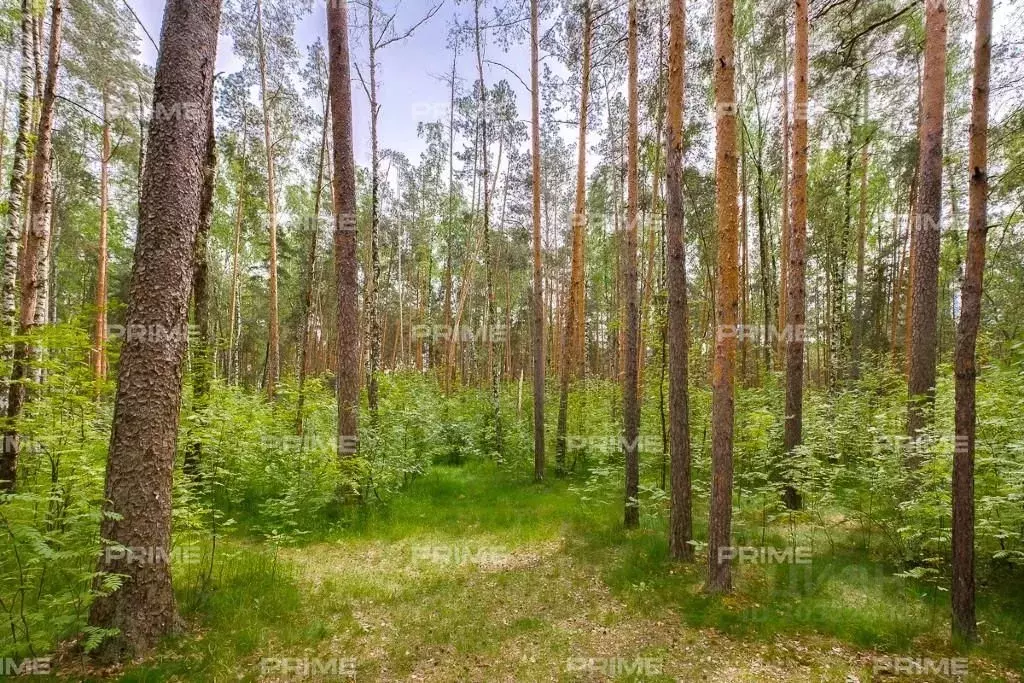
[[52, 461, 1024, 681]]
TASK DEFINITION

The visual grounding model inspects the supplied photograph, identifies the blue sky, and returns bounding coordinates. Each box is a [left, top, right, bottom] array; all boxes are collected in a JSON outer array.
[[127, 0, 536, 171]]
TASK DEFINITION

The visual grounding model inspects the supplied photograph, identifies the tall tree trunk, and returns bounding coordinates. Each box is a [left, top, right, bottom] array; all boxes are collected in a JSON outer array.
[[756, 148, 771, 373], [851, 75, 870, 379], [666, 0, 692, 562], [87, 0, 221, 657], [94, 87, 111, 390], [2, 0, 62, 493], [184, 107, 216, 480], [530, 0, 544, 482], [0, 51, 10, 175], [0, 0, 34, 426], [904, 168, 917, 376], [556, 0, 592, 474], [366, 0, 381, 416], [227, 118, 248, 385], [830, 124, 855, 389], [443, 45, 457, 393], [739, 116, 748, 383], [892, 176, 915, 360], [952, 0, 991, 643], [327, 0, 360, 479], [473, 0, 501, 456], [777, 20, 789, 364], [297, 93, 329, 436], [639, 34, 666, 399], [256, 0, 280, 399], [622, 0, 640, 529], [907, 0, 947, 439], [783, 0, 808, 511], [707, 0, 738, 592]]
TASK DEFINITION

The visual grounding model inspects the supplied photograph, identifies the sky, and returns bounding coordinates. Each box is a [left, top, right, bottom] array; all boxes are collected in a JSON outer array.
[[126, 0, 537, 173]]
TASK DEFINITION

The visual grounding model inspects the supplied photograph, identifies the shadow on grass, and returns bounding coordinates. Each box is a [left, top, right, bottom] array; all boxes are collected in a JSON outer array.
[[564, 510, 1024, 672]]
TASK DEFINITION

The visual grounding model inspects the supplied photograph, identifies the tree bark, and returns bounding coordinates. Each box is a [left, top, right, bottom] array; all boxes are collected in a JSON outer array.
[[472, 0, 502, 456], [707, 0, 738, 592], [256, 0, 280, 399], [327, 0, 360, 477], [666, 0, 692, 562], [297, 88, 329, 436], [227, 116, 248, 385], [851, 75, 870, 379], [952, 0, 991, 644], [622, 0, 641, 529], [2, 0, 63, 493], [87, 0, 221, 658], [530, 0, 544, 482], [777, 19, 789, 364], [444, 45, 457, 393], [739, 113, 748, 383], [907, 0, 947, 439], [782, 0, 808, 511], [556, 0, 592, 474], [756, 145, 771, 373], [0, 0, 34, 428], [94, 87, 112, 390], [0, 51, 9, 177], [366, 0, 381, 416]]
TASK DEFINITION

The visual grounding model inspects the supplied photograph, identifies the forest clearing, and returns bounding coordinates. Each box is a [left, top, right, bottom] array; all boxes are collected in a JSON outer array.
[[0, 0, 1023, 680]]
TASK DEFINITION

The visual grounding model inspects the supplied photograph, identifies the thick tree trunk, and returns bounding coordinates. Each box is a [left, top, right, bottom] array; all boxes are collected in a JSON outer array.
[[556, 0, 591, 474], [327, 0, 360, 477], [622, 0, 640, 529], [530, 0, 544, 482], [256, 0, 280, 399], [907, 0, 947, 439], [707, 0, 738, 592], [87, 0, 221, 658], [2, 0, 63, 493], [666, 0, 692, 562], [952, 0, 991, 643], [783, 0, 808, 511]]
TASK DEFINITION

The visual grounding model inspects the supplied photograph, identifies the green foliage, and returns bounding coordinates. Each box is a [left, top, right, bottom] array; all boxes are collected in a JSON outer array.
[[0, 325, 110, 660]]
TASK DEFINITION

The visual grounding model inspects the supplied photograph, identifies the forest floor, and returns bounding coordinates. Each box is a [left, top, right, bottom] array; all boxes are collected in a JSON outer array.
[[71, 463, 1022, 682]]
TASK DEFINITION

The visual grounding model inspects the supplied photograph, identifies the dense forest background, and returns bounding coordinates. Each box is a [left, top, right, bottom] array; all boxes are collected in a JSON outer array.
[[1, 0, 1023, 678]]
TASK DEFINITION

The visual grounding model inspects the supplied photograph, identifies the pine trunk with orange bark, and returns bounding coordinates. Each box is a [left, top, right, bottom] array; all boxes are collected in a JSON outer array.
[[556, 0, 592, 474], [707, 0, 739, 592]]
